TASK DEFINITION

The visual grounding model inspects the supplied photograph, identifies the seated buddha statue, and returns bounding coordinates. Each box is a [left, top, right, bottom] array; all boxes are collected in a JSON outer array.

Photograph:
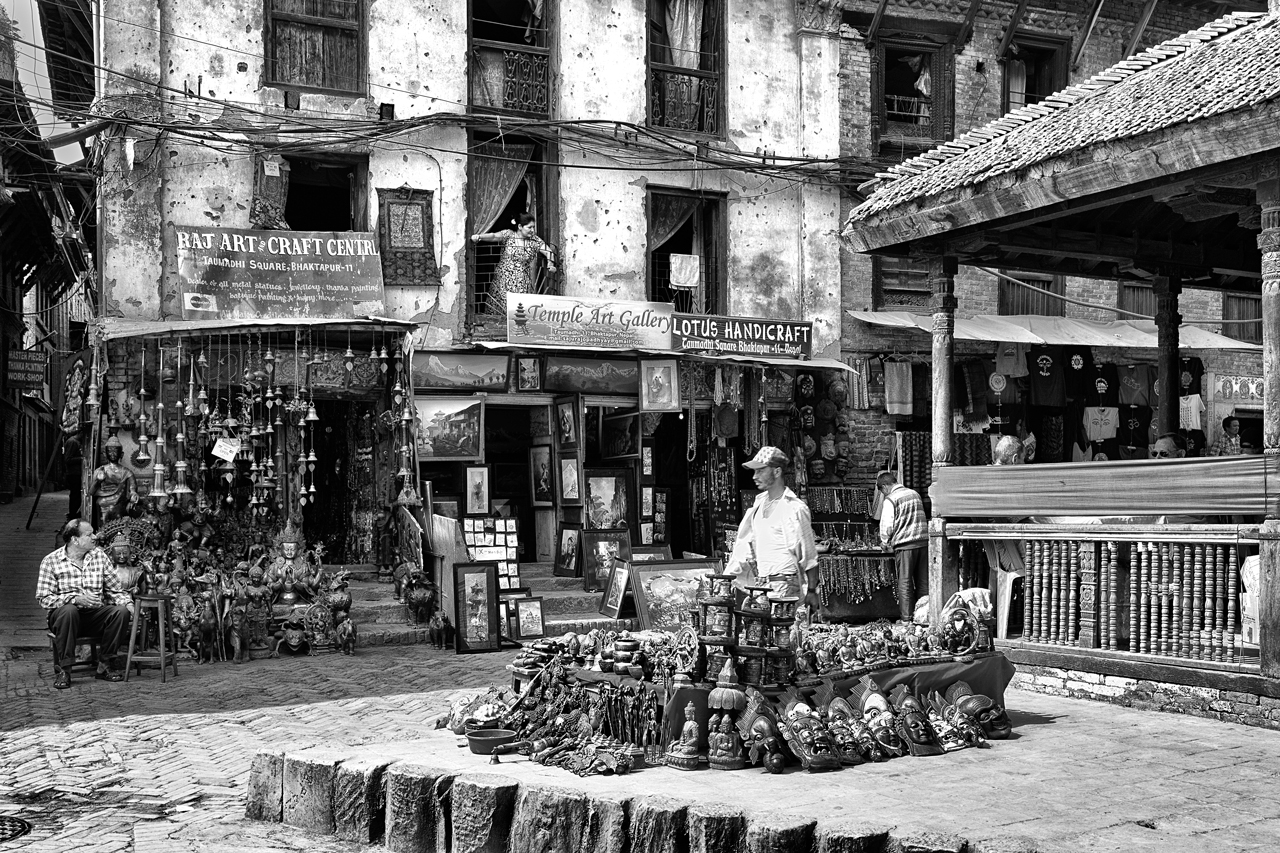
[[665, 701, 700, 771]]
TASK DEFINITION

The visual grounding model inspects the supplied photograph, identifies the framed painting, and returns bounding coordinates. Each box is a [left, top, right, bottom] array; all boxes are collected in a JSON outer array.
[[598, 560, 632, 619], [584, 467, 636, 531], [544, 356, 640, 395], [582, 528, 633, 592], [641, 486, 654, 518], [433, 495, 460, 519], [629, 559, 723, 632], [413, 352, 509, 391], [512, 597, 546, 641], [529, 445, 554, 506], [640, 442, 655, 482], [600, 411, 641, 460], [554, 394, 582, 452], [631, 544, 673, 561], [640, 521, 655, 544], [639, 358, 681, 412], [558, 453, 583, 506], [511, 355, 543, 392], [414, 396, 485, 462], [554, 522, 583, 577], [464, 465, 492, 516], [453, 561, 501, 653]]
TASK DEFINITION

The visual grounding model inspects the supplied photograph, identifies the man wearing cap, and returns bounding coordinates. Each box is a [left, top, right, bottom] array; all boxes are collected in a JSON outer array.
[[727, 446, 819, 611], [877, 471, 928, 622]]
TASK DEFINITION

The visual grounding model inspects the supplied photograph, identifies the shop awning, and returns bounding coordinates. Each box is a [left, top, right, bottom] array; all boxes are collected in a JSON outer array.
[[99, 315, 417, 340], [846, 311, 1260, 351]]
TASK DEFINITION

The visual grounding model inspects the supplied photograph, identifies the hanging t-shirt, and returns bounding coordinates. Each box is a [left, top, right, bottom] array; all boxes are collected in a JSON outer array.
[[1117, 405, 1152, 448], [1116, 364, 1154, 406], [1083, 407, 1119, 442], [1186, 429, 1207, 458], [1062, 347, 1095, 402], [1086, 363, 1120, 407], [1180, 394, 1206, 431], [1179, 357, 1204, 396], [1027, 346, 1067, 408], [995, 342, 1030, 378], [1071, 440, 1091, 462], [982, 359, 1020, 410]]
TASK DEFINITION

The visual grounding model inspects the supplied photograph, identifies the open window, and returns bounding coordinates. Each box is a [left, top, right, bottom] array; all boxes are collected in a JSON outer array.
[[469, 0, 550, 116], [647, 0, 724, 136], [265, 0, 364, 95], [1002, 34, 1069, 113], [647, 188, 725, 314], [999, 271, 1065, 316], [873, 39, 953, 151], [467, 132, 558, 318], [251, 154, 369, 232], [873, 256, 931, 312]]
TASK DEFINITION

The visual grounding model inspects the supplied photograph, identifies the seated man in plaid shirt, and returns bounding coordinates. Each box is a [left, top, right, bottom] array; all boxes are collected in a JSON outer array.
[[37, 519, 134, 689]]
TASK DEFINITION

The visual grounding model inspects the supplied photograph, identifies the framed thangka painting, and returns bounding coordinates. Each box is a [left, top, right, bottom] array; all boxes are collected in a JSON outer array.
[[453, 562, 500, 653], [414, 396, 485, 462], [629, 559, 721, 632]]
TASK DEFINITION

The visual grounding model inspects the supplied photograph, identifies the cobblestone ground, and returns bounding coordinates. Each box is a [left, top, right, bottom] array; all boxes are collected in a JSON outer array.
[[0, 643, 510, 852]]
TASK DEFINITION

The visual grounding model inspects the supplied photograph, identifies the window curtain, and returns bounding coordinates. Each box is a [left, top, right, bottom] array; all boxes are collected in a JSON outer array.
[[664, 0, 703, 70], [471, 142, 535, 234], [648, 194, 697, 252], [1007, 59, 1027, 110]]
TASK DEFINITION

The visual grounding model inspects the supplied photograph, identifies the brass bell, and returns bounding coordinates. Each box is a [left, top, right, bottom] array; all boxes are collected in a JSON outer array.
[[306, 404, 319, 423]]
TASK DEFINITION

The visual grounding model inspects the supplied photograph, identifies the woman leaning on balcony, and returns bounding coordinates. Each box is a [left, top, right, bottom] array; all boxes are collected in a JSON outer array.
[[470, 212, 557, 315]]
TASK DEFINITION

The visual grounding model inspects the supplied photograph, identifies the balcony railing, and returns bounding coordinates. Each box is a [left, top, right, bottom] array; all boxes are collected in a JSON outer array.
[[471, 242, 560, 318], [470, 40, 549, 117], [882, 94, 935, 141], [650, 65, 719, 135]]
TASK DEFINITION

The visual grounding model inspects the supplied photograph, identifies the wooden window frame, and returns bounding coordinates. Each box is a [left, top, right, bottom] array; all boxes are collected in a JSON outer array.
[[998, 270, 1066, 317], [645, 187, 727, 315], [645, 0, 726, 139], [1001, 32, 1070, 114], [1117, 282, 1157, 319], [872, 256, 932, 312], [264, 0, 367, 97], [1223, 292, 1261, 344], [871, 36, 954, 152]]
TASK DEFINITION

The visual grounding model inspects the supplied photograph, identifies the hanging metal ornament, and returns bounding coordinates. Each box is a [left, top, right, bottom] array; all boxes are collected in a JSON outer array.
[[172, 459, 193, 496], [392, 377, 404, 407], [343, 329, 355, 373], [306, 403, 319, 423], [149, 462, 168, 499], [379, 344, 390, 374]]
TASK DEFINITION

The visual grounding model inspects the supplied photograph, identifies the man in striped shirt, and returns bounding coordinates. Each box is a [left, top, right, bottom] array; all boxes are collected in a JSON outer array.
[[36, 519, 134, 688], [877, 471, 929, 623]]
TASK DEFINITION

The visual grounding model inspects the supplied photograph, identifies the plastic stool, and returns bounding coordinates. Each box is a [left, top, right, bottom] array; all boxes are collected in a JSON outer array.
[[125, 595, 179, 682]]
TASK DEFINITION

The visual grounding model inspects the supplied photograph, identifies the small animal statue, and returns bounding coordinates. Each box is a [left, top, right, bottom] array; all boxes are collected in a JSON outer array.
[[428, 613, 455, 650], [227, 605, 250, 664], [405, 571, 436, 625], [335, 614, 357, 655], [270, 614, 311, 657], [195, 594, 221, 664]]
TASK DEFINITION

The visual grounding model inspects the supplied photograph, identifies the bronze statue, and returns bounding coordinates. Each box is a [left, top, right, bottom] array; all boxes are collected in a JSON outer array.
[[265, 522, 322, 606], [88, 435, 136, 525], [664, 701, 701, 770]]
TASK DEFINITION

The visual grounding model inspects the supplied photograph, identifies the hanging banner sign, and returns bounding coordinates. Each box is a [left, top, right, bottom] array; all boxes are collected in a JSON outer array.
[[169, 225, 385, 320], [672, 313, 813, 358], [4, 350, 47, 391], [507, 293, 674, 350]]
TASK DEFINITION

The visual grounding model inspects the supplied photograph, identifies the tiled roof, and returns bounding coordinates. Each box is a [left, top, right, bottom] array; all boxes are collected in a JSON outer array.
[[848, 12, 1276, 223]]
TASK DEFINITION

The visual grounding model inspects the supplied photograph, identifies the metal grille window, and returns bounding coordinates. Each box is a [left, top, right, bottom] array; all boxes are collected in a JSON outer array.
[[1118, 283, 1157, 319], [999, 271, 1065, 316], [647, 0, 724, 135], [470, 0, 550, 116], [647, 190, 725, 314], [266, 0, 363, 94], [873, 257, 931, 311], [1224, 293, 1261, 344]]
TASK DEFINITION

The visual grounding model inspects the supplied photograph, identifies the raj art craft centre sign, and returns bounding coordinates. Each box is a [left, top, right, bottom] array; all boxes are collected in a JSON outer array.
[[507, 296, 813, 359], [169, 226, 386, 320]]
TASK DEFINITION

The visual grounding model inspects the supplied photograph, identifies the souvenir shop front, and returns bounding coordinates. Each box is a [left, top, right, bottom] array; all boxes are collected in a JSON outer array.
[[92, 316, 416, 567]]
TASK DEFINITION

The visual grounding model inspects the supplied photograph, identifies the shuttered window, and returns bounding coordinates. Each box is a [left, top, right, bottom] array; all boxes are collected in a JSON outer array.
[[999, 271, 1065, 316], [267, 0, 363, 94], [1223, 293, 1261, 344], [873, 256, 931, 311]]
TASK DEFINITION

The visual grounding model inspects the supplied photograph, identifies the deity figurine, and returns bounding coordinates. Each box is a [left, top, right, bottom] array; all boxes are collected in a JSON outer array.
[[944, 680, 1013, 740], [664, 702, 701, 770], [707, 713, 744, 771], [265, 521, 323, 607], [240, 562, 274, 653], [774, 691, 842, 773], [88, 435, 136, 526]]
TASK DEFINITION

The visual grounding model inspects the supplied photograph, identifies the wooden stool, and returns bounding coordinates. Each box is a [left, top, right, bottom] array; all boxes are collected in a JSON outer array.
[[47, 632, 98, 679], [125, 595, 179, 683]]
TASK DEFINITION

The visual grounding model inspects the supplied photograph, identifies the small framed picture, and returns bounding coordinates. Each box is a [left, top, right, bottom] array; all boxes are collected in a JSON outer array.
[[639, 359, 681, 412], [554, 394, 582, 452], [641, 442, 655, 480], [555, 522, 582, 577], [640, 521, 655, 544], [530, 444, 554, 507], [512, 355, 543, 392], [433, 495, 459, 519], [641, 486, 654, 518], [582, 527, 633, 592], [512, 597, 546, 641], [598, 560, 632, 619], [453, 561, 501, 654], [464, 465, 491, 516], [559, 453, 583, 506], [584, 467, 636, 531]]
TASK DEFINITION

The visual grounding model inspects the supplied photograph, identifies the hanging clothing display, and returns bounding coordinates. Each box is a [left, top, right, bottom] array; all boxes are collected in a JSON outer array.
[[1117, 405, 1152, 448], [1027, 346, 1066, 408], [1085, 363, 1119, 407], [1082, 407, 1119, 442], [1062, 346, 1095, 401], [995, 342, 1030, 378], [884, 361, 913, 416], [1116, 364, 1154, 406], [1179, 394, 1206, 431], [1179, 356, 1204, 396]]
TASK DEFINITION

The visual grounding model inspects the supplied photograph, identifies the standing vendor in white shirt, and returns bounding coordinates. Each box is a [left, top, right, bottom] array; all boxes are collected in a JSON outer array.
[[726, 446, 819, 613]]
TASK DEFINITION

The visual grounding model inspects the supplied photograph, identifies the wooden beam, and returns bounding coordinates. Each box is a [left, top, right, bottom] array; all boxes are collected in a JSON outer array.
[[996, 0, 1031, 60], [1071, 0, 1109, 70], [981, 225, 1257, 278], [866, 0, 891, 45], [1125, 0, 1161, 58], [955, 0, 985, 51]]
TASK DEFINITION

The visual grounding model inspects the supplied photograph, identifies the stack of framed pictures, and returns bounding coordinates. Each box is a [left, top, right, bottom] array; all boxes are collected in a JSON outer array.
[[462, 517, 522, 589]]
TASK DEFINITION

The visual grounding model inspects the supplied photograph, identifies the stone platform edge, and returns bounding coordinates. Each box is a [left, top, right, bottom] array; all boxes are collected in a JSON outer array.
[[246, 742, 1047, 853]]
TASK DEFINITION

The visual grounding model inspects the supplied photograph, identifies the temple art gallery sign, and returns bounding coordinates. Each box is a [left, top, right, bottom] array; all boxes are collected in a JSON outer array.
[[169, 226, 385, 320], [507, 294, 674, 350], [672, 314, 813, 358]]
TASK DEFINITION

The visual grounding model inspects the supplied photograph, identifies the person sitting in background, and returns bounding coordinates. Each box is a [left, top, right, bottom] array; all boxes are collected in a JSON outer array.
[[1207, 416, 1242, 457], [1149, 432, 1186, 459], [992, 435, 1025, 466]]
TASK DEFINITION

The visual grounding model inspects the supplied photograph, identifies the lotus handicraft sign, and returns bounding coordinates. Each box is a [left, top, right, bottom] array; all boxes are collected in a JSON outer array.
[[169, 225, 386, 320], [672, 313, 812, 358], [507, 294, 674, 350]]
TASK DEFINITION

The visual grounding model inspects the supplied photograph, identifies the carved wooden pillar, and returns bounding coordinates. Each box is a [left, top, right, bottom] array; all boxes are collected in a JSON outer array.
[[1152, 274, 1181, 435], [929, 256, 958, 467], [1077, 543, 1101, 649], [1257, 176, 1280, 678]]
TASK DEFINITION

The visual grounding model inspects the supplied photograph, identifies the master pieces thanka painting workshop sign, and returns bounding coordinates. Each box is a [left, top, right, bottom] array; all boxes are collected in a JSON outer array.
[[507, 293, 673, 350], [170, 226, 386, 320]]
